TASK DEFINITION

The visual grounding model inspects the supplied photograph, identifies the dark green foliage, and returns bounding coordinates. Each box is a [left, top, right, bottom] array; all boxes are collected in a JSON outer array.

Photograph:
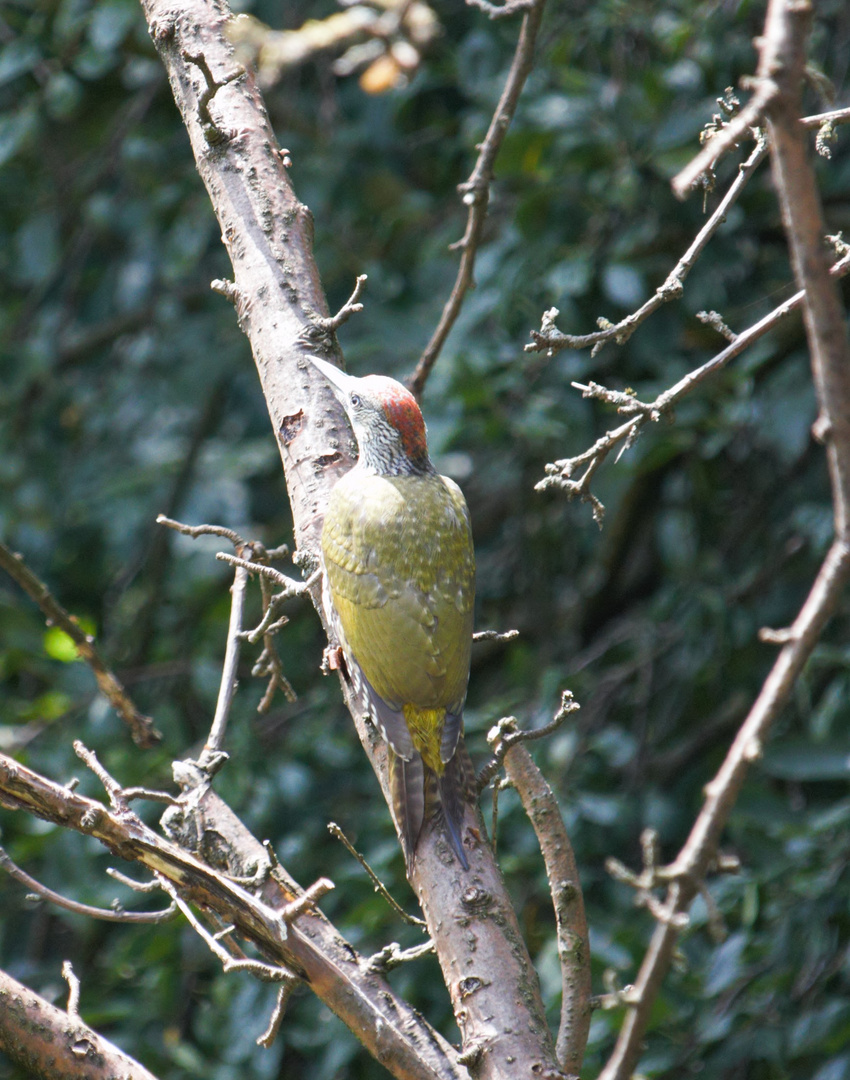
[[2, 0, 850, 1077]]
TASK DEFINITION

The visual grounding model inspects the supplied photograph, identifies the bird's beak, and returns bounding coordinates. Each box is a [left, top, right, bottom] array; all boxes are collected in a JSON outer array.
[[310, 356, 357, 400]]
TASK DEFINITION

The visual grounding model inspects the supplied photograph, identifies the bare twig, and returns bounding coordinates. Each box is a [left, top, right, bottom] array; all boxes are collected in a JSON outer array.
[[257, 980, 298, 1047], [328, 821, 426, 928], [0, 845, 177, 924], [502, 740, 591, 1074], [537, 249, 850, 515], [73, 740, 129, 810], [203, 561, 250, 761], [695, 309, 737, 342], [315, 274, 368, 333], [0, 540, 160, 748], [251, 567, 297, 710], [527, 136, 767, 358], [106, 868, 162, 892], [367, 940, 436, 974], [216, 552, 319, 595], [122, 785, 180, 805], [472, 628, 519, 643], [61, 961, 82, 1022], [477, 690, 580, 793], [156, 513, 245, 547], [280, 877, 335, 923], [408, 0, 547, 397]]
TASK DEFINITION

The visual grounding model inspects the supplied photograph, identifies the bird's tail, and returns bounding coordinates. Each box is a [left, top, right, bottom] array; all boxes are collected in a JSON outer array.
[[388, 748, 424, 872], [388, 744, 473, 873]]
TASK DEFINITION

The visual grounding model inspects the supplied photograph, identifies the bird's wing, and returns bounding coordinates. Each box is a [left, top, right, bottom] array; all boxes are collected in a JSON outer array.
[[322, 470, 474, 760]]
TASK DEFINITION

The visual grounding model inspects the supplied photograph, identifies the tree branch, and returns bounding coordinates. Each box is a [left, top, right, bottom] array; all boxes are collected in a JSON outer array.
[[408, 0, 547, 398], [527, 135, 768, 358], [601, 2, 850, 1074], [0, 751, 466, 1080], [0, 844, 176, 924], [529, 104, 850, 360], [139, 2, 564, 1075], [536, 248, 850, 515], [0, 540, 160, 748], [0, 965, 161, 1080], [501, 741, 590, 1075]]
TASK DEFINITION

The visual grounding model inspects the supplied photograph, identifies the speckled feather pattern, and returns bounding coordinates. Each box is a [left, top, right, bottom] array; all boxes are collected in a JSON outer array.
[[313, 358, 475, 868], [322, 468, 475, 768]]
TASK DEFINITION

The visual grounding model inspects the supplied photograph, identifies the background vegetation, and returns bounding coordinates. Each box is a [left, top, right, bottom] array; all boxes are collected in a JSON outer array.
[[2, 0, 850, 1077]]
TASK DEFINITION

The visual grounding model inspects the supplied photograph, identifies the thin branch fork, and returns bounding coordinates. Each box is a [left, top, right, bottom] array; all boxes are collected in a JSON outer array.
[[477, 690, 580, 793], [672, 84, 850, 199], [527, 135, 768, 359], [529, 102, 850, 361], [0, 844, 176, 924], [537, 247, 850, 515]]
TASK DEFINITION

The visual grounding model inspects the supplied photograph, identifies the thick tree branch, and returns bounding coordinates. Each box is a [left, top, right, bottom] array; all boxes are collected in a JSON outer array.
[[764, 7, 850, 533], [0, 751, 466, 1080], [139, 3, 563, 1076], [0, 965, 161, 1080], [408, 0, 547, 398]]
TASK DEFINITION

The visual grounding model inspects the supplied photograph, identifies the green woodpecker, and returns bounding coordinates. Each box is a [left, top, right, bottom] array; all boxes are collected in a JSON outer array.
[[313, 356, 475, 871]]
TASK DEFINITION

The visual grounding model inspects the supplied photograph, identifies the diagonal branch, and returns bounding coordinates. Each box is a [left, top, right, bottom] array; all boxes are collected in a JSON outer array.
[[501, 741, 590, 1075], [529, 104, 850, 360], [0, 845, 176, 924], [527, 136, 768, 358], [536, 248, 850, 516], [138, 3, 564, 1076], [0, 540, 160, 748], [408, 0, 547, 398], [0, 751, 465, 1080]]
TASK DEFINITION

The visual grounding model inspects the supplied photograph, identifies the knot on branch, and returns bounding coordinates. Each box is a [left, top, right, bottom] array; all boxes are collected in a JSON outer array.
[[182, 49, 243, 145]]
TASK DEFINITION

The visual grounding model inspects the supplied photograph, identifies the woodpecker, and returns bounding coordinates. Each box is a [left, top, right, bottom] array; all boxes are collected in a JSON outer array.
[[313, 356, 475, 872]]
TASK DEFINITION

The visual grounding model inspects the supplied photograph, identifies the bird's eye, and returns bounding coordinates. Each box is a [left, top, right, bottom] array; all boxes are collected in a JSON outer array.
[[349, 393, 361, 408]]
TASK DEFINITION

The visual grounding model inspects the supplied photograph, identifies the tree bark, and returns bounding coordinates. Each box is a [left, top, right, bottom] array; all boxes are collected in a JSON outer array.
[[135, 1, 564, 1076]]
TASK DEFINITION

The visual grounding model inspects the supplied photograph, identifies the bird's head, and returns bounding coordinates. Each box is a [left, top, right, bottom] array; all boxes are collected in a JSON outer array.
[[312, 356, 433, 476]]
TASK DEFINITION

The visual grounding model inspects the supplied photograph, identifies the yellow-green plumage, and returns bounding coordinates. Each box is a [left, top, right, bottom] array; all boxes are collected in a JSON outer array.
[[322, 468, 475, 868], [313, 357, 477, 874]]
